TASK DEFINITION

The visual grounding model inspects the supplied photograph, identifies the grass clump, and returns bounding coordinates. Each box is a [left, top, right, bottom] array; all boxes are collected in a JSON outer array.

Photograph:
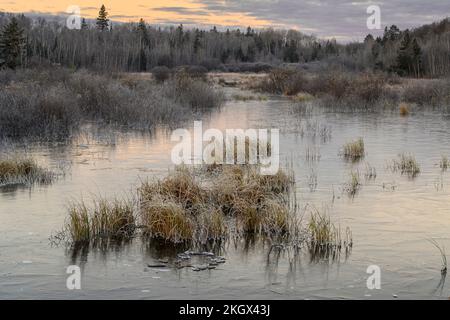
[[0, 157, 54, 186], [391, 153, 421, 177], [307, 207, 352, 261], [151, 166, 206, 210], [399, 102, 410, 116], [440, 155, 449, 171], [140, 196, 195, 243], [67, 198, 136, 243], [342, 138, 365, 161], [138, 165, 296, 243]]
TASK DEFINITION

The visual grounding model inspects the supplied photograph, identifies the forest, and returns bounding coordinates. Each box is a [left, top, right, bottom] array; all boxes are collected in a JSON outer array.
[[0, 6, 449, 77]]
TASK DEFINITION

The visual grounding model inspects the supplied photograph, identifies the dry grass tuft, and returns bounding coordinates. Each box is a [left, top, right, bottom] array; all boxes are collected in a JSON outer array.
[[0, 157, 55, 186], [342, 138, 365, 161], [391, 153, 421, 178], [140, 196, 194, 243], [67, 198, 135, 243], [399, 102, 410, 116], [307, 207, 352, 261]]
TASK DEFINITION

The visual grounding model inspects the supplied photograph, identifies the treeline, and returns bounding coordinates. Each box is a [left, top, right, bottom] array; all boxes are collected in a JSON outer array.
[[0, 8, 449, 77]]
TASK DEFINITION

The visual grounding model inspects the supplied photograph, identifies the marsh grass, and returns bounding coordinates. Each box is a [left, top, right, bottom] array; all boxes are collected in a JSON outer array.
[[139, 164, 295, 243], [67, 198, 136, 243], [391, 153, 421, 178], [140, 196, 195, 243], [307, 207, 352, 262], [0, 157, 55, 186], [399, 102, 410, 116], [291, 92, 314, 102], [342, 138, 365, 161]]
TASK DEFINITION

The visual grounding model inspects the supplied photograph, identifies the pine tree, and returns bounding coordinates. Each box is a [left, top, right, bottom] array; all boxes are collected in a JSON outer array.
[[81, 18, 88, 30], [0, 17, 25, 69], [96, 5, 109, 31]]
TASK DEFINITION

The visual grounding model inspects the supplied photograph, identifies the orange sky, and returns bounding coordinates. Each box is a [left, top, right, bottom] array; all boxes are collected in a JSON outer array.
[[0, 0, 273, 28]]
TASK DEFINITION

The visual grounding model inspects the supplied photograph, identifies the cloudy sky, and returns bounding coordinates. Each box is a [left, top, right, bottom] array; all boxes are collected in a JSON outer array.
[[0, 0, 449, 41]]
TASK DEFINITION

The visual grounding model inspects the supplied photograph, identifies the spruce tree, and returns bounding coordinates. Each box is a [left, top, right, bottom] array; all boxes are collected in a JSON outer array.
[[137, 18, 149, 45], [81, 18, 88, 30], [396, 31, 412, 75], [0, 17, 25, 69], [96, 5, 109, 31], [193, 29, 201, 55]]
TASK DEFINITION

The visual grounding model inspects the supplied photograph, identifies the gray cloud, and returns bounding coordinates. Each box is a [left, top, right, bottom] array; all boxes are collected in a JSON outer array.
[[193, 0, 450, 41], [153, 6, 211, 16]]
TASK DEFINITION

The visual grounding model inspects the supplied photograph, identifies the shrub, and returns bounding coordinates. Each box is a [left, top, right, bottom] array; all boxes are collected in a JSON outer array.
[[152, 66, 171, 82]]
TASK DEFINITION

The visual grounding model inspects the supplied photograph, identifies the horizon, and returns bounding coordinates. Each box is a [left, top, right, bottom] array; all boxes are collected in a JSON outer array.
[[0, 1, 449, 42]]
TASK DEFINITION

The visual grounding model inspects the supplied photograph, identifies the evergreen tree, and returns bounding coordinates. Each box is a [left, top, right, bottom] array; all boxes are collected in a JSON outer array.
[[81, 18, 88, 30], [0, 17, 25, 69], [396, 31, 413, 75], [96, 5, 109, 31], [137, 18, 149, 45], [193, 29, 201, 55], [283, 39, 299, 62]]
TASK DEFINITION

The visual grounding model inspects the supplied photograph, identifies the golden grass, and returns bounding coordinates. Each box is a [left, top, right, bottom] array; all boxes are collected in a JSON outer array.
[[139, 166, 206, 210], [141, 196, 194, 243], [399, 102, 410, 116], [64, 163, 350, 253], [67, 198, 135, 243], [307, 207, 352, 261], [290, 92, 314, 102], [138, 164, 296, 242], [197, 207, 228, 241], [0, 157, 54, 185], [342, 138, 365, 161]]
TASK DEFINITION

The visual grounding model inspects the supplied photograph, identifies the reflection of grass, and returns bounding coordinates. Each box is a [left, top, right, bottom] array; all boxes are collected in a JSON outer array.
[[391, 153, 421, 177], [342, 138, 365, 161], [344, 171, 362, 197], [0, 157, 54, 186], [428, 239, 448, 275], [440, 155, 449, 171]]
